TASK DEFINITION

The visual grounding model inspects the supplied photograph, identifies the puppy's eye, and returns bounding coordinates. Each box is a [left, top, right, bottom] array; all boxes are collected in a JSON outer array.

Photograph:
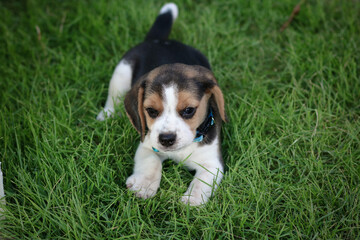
[[179, 107, 196, 119], [146, 108, 159, 118]]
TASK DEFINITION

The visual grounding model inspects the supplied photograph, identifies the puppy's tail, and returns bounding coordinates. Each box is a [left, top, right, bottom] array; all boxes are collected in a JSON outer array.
[[145, 3, 178, 41]]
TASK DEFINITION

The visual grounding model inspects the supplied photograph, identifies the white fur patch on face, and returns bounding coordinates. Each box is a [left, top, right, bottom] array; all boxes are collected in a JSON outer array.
[[148, 85, 194, 151]]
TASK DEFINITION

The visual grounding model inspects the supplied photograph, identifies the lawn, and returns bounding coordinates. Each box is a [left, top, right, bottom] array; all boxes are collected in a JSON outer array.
[[0, 0, 359, 239]]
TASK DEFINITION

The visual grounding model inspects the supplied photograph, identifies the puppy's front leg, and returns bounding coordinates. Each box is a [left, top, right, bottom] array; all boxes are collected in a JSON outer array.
[[126, 143, 162, 199], [181, 162, 223, 206]]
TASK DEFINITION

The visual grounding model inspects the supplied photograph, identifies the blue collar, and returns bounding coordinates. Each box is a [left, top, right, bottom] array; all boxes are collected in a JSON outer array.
[[152, 108, 215, 152], [193, 108, 215, 142]]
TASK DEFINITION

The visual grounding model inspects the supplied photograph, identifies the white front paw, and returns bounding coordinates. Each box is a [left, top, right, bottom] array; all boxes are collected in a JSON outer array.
[[96, 107, 114, 121], [126, 174, 160, 199], [181, 193, 208, 206]]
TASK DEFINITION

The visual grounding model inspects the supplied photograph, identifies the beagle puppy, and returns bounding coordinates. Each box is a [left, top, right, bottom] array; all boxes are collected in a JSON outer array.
[[97, 3, 227, 206]]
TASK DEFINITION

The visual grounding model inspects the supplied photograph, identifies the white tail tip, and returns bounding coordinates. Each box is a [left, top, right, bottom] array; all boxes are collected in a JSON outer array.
[[160, 3, 178, 21]]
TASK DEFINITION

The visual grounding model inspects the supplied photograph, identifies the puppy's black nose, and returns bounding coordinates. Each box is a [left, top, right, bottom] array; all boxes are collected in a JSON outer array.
[[159, 133, 176, 147]]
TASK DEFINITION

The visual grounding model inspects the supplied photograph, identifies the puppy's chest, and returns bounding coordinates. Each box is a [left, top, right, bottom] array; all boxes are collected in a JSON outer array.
[[158, 143, 197, 163], [157, 138, 219, 170]]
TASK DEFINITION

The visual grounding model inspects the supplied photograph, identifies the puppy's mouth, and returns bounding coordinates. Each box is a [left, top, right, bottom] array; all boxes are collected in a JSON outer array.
[[152, 141, 191, 153], [152, 145, 180, 153]]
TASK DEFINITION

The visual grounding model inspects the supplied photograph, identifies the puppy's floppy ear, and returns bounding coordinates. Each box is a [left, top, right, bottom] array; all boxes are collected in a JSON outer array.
[[209, 84, 227, 122], [124, 79, 146, 141], [200, 70, 228, 123]]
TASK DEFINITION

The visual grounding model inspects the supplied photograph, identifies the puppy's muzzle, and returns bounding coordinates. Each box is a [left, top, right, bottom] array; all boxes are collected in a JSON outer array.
[[159, 133, 176, 147]]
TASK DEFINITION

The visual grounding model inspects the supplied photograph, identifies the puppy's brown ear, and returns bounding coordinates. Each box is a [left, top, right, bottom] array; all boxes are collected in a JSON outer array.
[[209, 85, 227, 122], [124, 80, 146, 141], [199, 69, 227, 123]]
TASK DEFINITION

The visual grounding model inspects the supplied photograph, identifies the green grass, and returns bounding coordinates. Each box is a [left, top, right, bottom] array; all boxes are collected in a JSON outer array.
[[0, 0, 359, 238]]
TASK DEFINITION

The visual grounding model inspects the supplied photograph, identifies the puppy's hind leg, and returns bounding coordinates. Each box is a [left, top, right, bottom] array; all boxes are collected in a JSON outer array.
[[97, 60, 132, 121]]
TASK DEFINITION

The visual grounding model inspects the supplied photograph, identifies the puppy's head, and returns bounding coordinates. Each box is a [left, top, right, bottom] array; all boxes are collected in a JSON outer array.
[[124, 63, 226, 152]]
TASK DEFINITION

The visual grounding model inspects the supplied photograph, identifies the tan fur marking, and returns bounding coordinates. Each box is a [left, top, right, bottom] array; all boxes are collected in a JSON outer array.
[[177, 91, 210, 133], [182, 68, 199, 79], [205, 71, 217, 82], [210, 86, 227, 122], [137, 87, 146, 141], [202, 71, 226, 122], [176, 91, 200, 112], [146, 68, 162, 83], [143, 93, 163, 128]]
